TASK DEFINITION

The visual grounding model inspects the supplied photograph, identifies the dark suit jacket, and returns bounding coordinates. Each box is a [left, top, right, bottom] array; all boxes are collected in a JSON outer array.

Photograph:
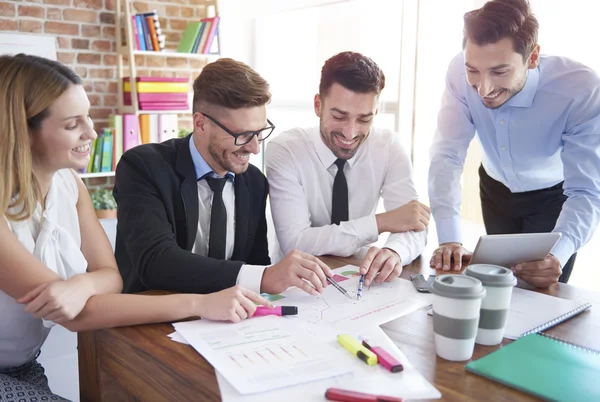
[[113, 134, 271, 294]]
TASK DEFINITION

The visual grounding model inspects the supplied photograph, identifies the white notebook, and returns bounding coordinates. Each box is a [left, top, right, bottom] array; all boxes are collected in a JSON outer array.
[[504, 287, 592, 339]]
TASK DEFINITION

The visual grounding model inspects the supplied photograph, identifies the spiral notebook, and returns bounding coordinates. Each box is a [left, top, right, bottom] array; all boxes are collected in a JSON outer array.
[[466, 333, 600, 401], [503, 287, 592, 339]]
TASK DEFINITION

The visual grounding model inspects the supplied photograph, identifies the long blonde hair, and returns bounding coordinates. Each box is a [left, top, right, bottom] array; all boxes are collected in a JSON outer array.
[[0, 53, 82, 221]]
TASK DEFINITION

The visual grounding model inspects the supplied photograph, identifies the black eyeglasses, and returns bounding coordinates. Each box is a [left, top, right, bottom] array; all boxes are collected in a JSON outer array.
[[201, 112, 275, 146]]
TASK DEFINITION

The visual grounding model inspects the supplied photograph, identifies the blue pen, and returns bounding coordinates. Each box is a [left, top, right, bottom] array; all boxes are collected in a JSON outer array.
[[357, 274, 365, 300]]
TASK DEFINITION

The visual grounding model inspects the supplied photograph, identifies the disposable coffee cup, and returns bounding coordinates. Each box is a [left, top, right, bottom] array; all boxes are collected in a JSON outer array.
[[430, 275, 486, 361], [465, 264, 517, 346]]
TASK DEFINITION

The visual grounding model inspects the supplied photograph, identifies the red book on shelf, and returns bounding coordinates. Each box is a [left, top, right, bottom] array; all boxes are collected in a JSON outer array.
[[124, 92, 189, 105], [201, 16, 220, 54], [123, 77, 189, 83], [138, 102, 189, 110]]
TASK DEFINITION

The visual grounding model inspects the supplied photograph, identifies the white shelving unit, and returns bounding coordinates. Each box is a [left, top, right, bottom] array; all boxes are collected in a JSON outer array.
[[115, 0, 220, 116], [80, 0, 220, 180]]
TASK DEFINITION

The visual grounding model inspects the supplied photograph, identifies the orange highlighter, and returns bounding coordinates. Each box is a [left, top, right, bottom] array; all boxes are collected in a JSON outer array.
[[362, 340, 404, 373]]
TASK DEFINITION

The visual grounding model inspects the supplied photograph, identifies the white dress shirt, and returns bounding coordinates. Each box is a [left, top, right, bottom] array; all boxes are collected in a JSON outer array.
[[265, 126, 426, 265], [188, 138, 266, 294]]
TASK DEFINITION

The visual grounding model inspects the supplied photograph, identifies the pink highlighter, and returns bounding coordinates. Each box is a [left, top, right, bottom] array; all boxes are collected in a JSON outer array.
[[254, 306, 298, 317], [362, 340, 404, 373]]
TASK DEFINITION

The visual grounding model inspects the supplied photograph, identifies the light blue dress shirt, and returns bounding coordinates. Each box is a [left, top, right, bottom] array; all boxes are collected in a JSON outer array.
[[187, 136, 267, 294], [188, 135, 234, 181], [429, 53, 600, 267]]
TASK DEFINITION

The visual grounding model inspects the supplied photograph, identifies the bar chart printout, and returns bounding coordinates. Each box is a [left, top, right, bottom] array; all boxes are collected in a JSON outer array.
[[173, 316, 351, 394]]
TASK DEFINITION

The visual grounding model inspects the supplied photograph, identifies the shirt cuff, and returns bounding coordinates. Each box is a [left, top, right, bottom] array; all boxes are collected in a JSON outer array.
[[382, 242, 409, 267], [236, 264, 269, 294], [550, 235, 576, 269], [435, 216, 463, 245], [356, 214, 379, 244]]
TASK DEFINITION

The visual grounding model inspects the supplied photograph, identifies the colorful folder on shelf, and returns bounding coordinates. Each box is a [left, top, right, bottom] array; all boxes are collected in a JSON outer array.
[[158, 114, 179, 142], [466, 333, 600, 401], [123, 114, 141, 151]]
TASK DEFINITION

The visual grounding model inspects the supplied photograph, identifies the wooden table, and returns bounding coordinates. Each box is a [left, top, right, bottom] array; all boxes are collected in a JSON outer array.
[[78, 255, 600, 401]]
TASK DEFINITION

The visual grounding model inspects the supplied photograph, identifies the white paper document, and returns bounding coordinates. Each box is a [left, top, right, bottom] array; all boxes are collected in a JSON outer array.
[[173, 316, 351, 395], [268, 265, 433, 330], [216, 325, 441, 401], [167, 331, 189, 344]]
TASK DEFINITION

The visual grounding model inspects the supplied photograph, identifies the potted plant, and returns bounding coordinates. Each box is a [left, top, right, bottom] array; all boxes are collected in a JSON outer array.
[[91, 188, 117, 219]]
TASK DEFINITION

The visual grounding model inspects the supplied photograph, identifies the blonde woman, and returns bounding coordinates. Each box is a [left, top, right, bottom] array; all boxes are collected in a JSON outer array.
[[0, 54, 272, 400]]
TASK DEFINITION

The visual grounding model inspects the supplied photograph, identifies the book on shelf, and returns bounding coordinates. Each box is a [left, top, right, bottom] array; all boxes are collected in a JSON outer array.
[[123, 77, 190, 110], [177, 17, 220, 54], [82, 113, 182, 176], [123, 81, 189, 93], [131, 10, 164, 52], [124, 92, 188, 103], [123, 77, 189, 83]]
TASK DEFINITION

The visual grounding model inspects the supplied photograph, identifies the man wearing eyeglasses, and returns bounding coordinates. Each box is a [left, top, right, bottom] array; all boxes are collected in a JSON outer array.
[[113, 58, 334, 296], [266, 52, 430, 287]]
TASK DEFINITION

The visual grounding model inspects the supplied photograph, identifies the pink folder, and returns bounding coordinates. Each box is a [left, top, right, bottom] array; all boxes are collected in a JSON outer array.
[[123, 114, 141, 151]]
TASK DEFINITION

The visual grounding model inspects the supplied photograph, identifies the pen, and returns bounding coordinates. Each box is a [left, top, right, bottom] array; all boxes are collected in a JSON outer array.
[[337, 334, 377, 366], [357, 274, 365, 300], [362, 340, 404, 373], [253, 306, 298, 317], [325, 388, 404, 402], [327, 276, 353, 299]]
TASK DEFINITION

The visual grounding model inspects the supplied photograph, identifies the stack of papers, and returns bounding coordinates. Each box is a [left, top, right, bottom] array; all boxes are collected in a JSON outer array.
[[173, 316, 351, 395], [170, 265, 441, 401]]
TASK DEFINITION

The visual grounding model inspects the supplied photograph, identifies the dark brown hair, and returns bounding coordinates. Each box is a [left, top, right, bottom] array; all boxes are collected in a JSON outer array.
[[463, 0, 538, 62], [0, 53, 81, 221], [192, 58, 271, 114], [319, 51, 385, 97]]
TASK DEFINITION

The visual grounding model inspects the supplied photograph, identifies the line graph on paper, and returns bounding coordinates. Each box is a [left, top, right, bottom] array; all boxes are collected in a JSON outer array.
[[267, 265, 433, 329]]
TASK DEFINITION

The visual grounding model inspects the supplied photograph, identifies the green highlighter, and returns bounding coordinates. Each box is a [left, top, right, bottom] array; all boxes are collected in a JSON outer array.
[[337, 334, 378, 366]]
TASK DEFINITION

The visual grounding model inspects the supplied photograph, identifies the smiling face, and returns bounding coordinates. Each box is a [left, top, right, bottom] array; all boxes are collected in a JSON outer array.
[[193, 106, 266, 176], [464, 37, 539, 109], [29, 84, 97, 172], [314, 82, 378, 160]]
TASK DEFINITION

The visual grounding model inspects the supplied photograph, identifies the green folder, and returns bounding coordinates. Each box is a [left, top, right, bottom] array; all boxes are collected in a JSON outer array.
[[466, 334, 600, 401]]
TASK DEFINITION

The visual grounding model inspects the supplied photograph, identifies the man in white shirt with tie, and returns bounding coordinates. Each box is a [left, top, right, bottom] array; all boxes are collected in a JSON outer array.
[[266, 51, 430, 286]]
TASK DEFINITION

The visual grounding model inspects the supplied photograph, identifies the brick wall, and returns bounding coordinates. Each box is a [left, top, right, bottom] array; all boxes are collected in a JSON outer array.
[[1, 0, 214, 190]]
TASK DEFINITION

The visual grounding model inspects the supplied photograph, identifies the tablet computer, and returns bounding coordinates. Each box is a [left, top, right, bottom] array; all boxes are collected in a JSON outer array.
[[470, 233, 561, 268]]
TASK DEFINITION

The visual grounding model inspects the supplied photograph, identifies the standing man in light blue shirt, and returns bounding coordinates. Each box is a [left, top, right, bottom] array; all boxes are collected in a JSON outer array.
[[428, 0, 600, 288]]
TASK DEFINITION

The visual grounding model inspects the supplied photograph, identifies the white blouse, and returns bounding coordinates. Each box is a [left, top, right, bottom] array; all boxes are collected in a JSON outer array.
[[0, 169, 88, 368]]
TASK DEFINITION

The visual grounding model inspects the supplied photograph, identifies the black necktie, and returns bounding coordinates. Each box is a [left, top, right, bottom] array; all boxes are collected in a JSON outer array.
[[206, 177, 228, 259], [331, 158, 349, 225]]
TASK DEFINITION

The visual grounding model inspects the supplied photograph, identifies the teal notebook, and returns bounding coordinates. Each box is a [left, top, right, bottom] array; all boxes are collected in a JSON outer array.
[[466, 334, 600, 401]]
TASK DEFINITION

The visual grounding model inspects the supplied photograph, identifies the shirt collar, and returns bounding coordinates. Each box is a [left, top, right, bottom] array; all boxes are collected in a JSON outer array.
[[311, 127, 359, 169], [188, 136, 235, 182], [503, 66, 539, 108]]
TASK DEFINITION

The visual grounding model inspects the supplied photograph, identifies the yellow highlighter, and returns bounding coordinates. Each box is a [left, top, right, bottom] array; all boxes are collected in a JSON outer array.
[[337, 334, 378, 366]]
